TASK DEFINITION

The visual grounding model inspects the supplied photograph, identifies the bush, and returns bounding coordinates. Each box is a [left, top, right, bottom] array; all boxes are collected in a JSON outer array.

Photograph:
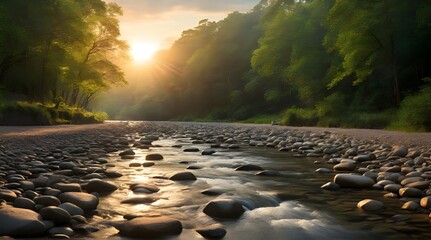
[[390, 82, 431, 131], [281, 108, 318, 126], [0, 101, 53, 125], [0, 101, 108, 126], [315, 93, 347, 127], [342, 111, 394, 129]]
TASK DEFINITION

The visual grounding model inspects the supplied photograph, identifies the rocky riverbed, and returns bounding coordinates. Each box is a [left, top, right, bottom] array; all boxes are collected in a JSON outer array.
[[1, 121, 431, 239]]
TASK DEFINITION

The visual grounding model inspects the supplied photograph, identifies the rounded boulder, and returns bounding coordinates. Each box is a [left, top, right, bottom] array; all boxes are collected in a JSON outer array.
[[333, 174, 375, 188], [116, 216, 182, 238]]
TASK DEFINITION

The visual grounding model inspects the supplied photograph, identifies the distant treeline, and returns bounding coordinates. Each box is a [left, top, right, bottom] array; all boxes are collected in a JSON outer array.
[[102, 0, 431, 131], [0, 0, 127, 109]]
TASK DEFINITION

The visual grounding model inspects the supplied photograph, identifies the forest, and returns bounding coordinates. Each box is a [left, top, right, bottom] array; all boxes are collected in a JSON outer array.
[[0, 0, 127, 124], [100, 0, 431, 131], [1, 0, 431, 131]]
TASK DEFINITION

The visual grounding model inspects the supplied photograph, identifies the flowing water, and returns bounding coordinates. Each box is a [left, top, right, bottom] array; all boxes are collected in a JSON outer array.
[[85, 131, 431, 240]]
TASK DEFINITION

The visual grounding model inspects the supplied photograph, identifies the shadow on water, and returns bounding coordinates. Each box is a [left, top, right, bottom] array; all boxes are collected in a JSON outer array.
[[88, 135, 431, 240]]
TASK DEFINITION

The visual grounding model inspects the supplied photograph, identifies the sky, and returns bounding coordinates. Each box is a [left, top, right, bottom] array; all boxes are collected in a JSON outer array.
[[106, 0, 261, 50]]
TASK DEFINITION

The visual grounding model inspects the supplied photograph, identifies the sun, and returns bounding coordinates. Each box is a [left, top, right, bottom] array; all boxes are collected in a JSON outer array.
[[130, 42, 159, 63]]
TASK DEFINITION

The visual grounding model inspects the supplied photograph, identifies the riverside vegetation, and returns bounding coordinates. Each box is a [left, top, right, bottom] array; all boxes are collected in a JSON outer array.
[[0, 0, 127, 125], [99, 0, 431, 131], [1, 0, 431, 130]]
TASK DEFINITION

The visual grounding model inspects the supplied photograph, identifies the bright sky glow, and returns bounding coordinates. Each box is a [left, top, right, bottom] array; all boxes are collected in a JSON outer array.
[[130, 42, 159, 63]]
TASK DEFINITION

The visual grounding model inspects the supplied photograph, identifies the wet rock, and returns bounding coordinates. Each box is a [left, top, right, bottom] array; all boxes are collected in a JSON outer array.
[[105, 171, 123, 178], [201, 188, 225, 196], [333, 174, 375, 188], [203, 199, 245, 219], [0, 189, 17, 202], [19, 180, 35, 191], [321, 182, 340, 190], [143, 162, 155, 167], [384, 184, 402, 193], [13, 197, 36, 210], [315, 168, 332, 173], [119, 149, 135, 156], [34, 195, 61, 207], [353, 155, 372, 162], [235, 164, 264, 171], [420, 196, 431, 209], [405, 181, 430, 190], [116, 216, 182, 238], [401, 201, 421, 211], [121, 197, 155, 205], [399, 187, 424, 198], [333, 162, 356, 171], [384, 193, 399, 198], [82, 179, 117, 194], [196, 224, 227, 239], [357, 199, 384, 211], [59, 162, 76, 170], [47, 227, 74, 237], [183, 147, 200, 152], [400, 177, 423, 186], [129, 162, 142, 167], [130, 184, 160, 194], [58, 203, 84, 216], [255, 170, 280, 176], [82, 173, 104, 180], [169, 172, 197, 181], [391, 146, 408, 158], [202, 149, 216, 155], [58, 192, 99, 211], [39, 206, 71, 225], [187, 165, 203, 170], [0, 205, 48, 237], [52, 183, 82, 193], [145, 154, 164, 161]]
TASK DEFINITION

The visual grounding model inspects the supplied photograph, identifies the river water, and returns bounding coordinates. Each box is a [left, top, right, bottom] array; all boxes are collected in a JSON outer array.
[[83, 126, 431, 240]]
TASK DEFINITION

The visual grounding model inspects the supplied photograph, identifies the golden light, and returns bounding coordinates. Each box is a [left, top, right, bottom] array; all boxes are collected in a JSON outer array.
[[130, 42, 159, 63]]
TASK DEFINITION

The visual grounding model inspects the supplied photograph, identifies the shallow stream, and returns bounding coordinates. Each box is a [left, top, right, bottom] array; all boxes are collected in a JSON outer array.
[[86, 131, 431, 240]]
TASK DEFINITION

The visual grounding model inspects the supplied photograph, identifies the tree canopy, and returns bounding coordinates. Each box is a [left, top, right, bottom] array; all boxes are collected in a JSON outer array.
[[0, 0, 128, 108]]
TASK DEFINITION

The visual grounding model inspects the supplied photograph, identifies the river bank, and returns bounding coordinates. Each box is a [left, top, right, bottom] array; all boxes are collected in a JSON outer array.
[[1, 121, 431, 239]]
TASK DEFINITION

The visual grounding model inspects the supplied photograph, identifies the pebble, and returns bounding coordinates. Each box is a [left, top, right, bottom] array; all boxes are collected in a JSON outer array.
[[58, 192, 99, 211], [0, 205, 48, 237], [39, 206, 71, 225], [333, 174, 375, 188], [196, 224, 227, 239], [203, 199, 245, 219], [401, 201, 421, 211], [34, 195, 61, 207], [235, 164, 264, 171], [169, 172, 197, 181], [116, 216, 182, 238], [82, 179, 118, 194], [145, 153, 164, 161], [58, 203, 84, 216], [357, 199, 384, 211], [399, 187, 424, 198]]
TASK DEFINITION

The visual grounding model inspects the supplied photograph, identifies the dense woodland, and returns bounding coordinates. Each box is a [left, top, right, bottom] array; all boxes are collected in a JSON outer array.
[[1, 0, 431, 130], [0, 0, 127, 124], [101, 0, 431, 131]]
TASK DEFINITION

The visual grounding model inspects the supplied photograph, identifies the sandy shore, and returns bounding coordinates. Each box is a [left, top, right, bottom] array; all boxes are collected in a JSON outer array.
[[1, 121, 431, 148]]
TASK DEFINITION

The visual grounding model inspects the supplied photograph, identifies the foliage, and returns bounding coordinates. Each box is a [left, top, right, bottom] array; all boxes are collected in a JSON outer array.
[[0, 101, 108, 125], [281, 108, 318, 126], [0, 0, 128, 111], [390, 80, 431, 131]]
